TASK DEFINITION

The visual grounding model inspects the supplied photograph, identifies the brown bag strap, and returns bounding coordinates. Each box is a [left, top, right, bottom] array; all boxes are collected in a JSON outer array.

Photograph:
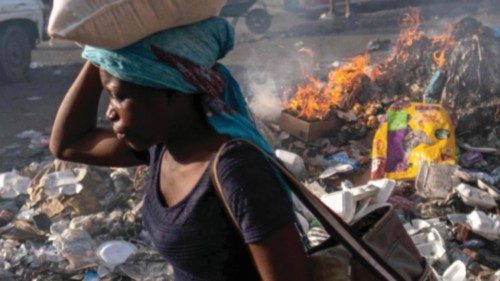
[[210, 139, 407, 281]]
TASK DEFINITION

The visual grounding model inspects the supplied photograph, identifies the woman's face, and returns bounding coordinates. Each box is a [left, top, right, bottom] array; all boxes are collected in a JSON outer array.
[[100, 69, 171, 150]]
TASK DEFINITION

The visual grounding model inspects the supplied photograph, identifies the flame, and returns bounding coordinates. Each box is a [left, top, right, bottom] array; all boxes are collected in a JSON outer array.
[[286, 75, 328, 120], [286, 54, 371, 120], [323, 54, 370, 108], [284, 8, 461, 121], [386, 7, 424, 64], [431, 24, 456, 68], [433, 50, 446, 68]]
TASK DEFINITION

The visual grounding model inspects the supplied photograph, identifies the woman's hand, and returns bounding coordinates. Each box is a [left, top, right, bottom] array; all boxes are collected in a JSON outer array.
[[50, 61, 147, 167], [248, 224, 312, 281]]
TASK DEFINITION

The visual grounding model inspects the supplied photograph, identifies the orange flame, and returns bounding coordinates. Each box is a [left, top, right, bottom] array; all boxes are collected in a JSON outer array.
[[433, 50, 446, 68], [386, 7, 424, 64], [286, 54, 371, 120], [286, 75, 328, 120], [431, 24, 456, 68], [284, 8, 461, 121], [323, 54, 370, 108]]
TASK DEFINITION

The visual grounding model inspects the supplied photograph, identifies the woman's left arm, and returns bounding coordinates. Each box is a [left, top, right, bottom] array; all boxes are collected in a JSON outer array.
[[248, 224, 312, 281]]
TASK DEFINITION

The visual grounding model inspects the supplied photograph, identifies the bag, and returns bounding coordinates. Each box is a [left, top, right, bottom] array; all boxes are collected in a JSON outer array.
[[48, 0, 227, 49], [210, 139, 437, 281], [371, 101, 456, 181]]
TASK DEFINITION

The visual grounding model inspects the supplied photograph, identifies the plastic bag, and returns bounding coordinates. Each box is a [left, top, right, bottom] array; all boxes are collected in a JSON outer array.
[[48, 0, 227, 49], [371, 102, 456, 180], [52, 229, 97, 269]]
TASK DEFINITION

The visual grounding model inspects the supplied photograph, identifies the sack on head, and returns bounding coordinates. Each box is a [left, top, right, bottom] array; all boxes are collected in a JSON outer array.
[[48, 0, 227, 49]]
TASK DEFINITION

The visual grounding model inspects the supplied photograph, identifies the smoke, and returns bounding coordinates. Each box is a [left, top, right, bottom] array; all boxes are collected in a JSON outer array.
[[241, 41, 320, 123]]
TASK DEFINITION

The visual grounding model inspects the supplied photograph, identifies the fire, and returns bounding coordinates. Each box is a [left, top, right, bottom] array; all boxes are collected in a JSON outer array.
[[286, 75, 328, 120], [286, 54, 371, 120], [386, 7, 424, 64], [433, 50, 446, 68], [431, 24, 456, 68], [323, 54, 370, 109], [284, 7, 461, 121]]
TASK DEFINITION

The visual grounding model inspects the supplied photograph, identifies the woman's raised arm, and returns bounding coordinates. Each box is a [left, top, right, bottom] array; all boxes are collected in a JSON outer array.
[[49, 61, 146, 167]]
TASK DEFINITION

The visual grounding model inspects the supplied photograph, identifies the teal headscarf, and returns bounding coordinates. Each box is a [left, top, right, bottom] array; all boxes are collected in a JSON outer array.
[[82, 17, 273, 155]]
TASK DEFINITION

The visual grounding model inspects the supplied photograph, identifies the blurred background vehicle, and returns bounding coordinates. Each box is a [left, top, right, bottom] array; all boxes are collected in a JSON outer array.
[[0, 0, 50, 82]]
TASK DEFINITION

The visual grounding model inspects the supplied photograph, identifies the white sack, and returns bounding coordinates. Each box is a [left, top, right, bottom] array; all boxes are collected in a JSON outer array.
[[48, 0, 227, 49]]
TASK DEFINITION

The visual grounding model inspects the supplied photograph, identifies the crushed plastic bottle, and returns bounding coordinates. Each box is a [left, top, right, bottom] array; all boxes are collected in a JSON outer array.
[[0, 171, 31, 199], [275, 149, 306, 177], [97, 240, 137, 269], [42, 168, 87, 198], [52, 229, 96, 269]]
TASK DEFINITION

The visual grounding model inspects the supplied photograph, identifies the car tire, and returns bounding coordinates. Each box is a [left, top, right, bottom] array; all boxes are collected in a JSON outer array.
[[245, 9, 272, 34], [0, 24, 32, 82]]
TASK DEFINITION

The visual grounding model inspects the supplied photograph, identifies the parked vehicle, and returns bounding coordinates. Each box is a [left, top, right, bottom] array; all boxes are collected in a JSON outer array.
[[220, 0, 273, 34], [0, 0, 45, 82]]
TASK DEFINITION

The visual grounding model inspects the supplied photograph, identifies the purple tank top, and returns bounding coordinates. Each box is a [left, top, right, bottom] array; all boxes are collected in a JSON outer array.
[[142, 141, 295, 280]]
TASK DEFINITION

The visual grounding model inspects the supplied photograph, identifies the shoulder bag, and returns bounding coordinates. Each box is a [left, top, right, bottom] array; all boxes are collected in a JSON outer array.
[[210, 139, 437, 281]]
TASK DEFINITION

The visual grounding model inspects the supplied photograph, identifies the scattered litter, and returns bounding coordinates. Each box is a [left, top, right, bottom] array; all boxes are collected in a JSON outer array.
[[466, 210, 500, 241], [96, 240, 137, 269], [275, 149, 306, 177], [15, 129, 42, 139], [455, 183, 497, 209], [0, 171, 31, 198], [366, 38, 392, 53], [27, 96, 43, 101], [442, 260, 466, 281]]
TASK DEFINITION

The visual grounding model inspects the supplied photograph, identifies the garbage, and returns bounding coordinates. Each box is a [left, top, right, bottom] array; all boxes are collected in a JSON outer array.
[[477, 179, 500, 200], [0, 171, 31, 199], [416, 241, 446, 264], [466, 210, 500, 241], [275, 149, 307, 177], [96, 240, 137, 269], [52, 229, 97, 269], [15, 129, 43, 140], [455, 183, 497, 209], [117, 250, 173, 280], [415, 163, 458, 199], [42, 168, 87, 198], [320, 189, 355, 223], [366, 38, 392, 53], [84, 271, 100, 281], [423, 70, 446, 103], [441, 260, 466, 281], [325, 151, 360, 172], [460, 151, 486, 168], [319, 164, 354, 179], [411, 228, 444, 246], [371, 102, 456, 181]]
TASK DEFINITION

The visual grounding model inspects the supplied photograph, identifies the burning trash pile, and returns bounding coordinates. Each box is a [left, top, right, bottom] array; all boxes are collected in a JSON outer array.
[[373, 8, 500, 132], [260, 8, 500, 281], [0, 161, 173, 280]]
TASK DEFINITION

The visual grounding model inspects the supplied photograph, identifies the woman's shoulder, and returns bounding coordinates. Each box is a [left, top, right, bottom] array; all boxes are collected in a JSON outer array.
[[214, 139, 283, 195], [216, 140, 272, 175]]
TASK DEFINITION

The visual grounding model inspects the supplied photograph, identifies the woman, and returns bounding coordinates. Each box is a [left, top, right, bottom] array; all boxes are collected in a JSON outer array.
[[50, 17, 310, 280]]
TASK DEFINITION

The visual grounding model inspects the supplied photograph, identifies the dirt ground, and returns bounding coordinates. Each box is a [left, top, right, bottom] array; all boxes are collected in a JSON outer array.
[[0, 1, 498, 171]]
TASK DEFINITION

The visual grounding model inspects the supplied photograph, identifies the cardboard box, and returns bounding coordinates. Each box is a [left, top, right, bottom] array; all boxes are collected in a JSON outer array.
[[280, 111, 341, 142]]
